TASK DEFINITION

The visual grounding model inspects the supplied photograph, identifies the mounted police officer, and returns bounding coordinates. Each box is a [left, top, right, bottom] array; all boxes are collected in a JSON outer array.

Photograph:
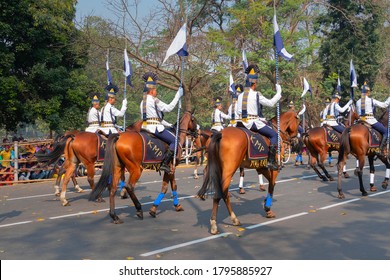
[[140, 72, 183, 173], [85, 94, 101, 133], [211, 96, 230, 132], [100, 84, 127, 134], [356, 82, 390, 155], [237, 64, 282, 170], [228, 84, 243, 126], [321, 92, 352, 134]]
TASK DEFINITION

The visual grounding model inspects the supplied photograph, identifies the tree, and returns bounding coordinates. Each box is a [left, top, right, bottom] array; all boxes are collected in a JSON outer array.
[[317, 0, 388, 96], [0, 0, 96, 134]]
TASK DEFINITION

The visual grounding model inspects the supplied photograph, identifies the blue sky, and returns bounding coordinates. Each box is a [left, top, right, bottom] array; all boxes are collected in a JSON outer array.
[[75, 0, 159, 21]]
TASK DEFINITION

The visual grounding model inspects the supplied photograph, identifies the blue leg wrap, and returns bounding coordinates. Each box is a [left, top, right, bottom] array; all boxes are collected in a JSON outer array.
[[153, 192, 165, 206], [119, 180, 125, 191], [265, 193, 273, 208], [298, 154, 303, 162], [172, 191, 179, 206]]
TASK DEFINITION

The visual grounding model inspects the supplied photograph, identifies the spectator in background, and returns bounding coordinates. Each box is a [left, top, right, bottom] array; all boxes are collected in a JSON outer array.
[[0, 145, 12, 167]]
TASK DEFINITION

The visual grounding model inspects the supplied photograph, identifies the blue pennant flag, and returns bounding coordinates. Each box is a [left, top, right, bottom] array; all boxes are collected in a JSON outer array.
[[106, 60, 112, 85], [273, 14, 293, 61], [124, 49, 133, 87], [229, 73, 235, 96], [337, 76, 341, 93], [242, 49, 248, 72], [163, 23, 189, 64], [350, 59, 357, 99]]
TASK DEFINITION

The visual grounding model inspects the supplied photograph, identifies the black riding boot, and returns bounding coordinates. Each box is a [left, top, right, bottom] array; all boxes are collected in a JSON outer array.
[[160, 150, 174, 173], [268, 145, 279, 171], [379, 136, 388, 156]]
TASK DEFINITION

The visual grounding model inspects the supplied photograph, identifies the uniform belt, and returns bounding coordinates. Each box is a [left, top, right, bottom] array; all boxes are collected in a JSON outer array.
[[88, 122, 100, 125], [101, 122, 114, 127], [212, 122, 222, 126], [147, 118, 161, 121], [365, 114, 374, 117], [326, 115, 335, 120]]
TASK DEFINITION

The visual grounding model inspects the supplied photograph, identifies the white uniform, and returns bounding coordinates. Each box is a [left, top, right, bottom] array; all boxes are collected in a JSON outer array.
[[100, 101, 127, 134], [85, 107, 101, 133], [356, 96, 390, 125], [322, 100, 352, 126], [237, 87, 281, 130], [140, 89, 181, 133], [211, 108, 230, 131]]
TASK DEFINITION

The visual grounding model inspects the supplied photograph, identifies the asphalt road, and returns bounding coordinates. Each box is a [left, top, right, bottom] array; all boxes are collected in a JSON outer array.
[[1, 157, 390, 260]]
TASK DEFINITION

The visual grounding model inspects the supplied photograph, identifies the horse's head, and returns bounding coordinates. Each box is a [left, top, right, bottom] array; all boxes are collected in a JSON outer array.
[[280, 110, 300, 138], [180, 110, 198, 136], [342, 104, 359, 127]]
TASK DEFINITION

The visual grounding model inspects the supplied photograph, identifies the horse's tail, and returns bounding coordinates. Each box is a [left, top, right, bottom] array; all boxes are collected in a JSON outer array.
[[35, 134, 74, 166], [338, 127, 352, 164], [198, 132, 223, 199], [89, 134, 120, 201]]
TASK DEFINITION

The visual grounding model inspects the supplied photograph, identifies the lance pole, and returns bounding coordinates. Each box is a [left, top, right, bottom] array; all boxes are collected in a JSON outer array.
[[173, 56, 185, 168]]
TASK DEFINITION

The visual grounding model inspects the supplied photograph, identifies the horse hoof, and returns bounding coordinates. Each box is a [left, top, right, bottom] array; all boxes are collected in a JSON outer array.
[[232, 219, 241, 226], [265, 210, 276, 218], [239, 188, 246, 194], [149, 206, 157, 218], [113, 219, 123, 224], [194, 175, 199, 179], [362, 192, 369, 196], [322, 177, 328, 182], [382, 182, 388, 190], [370, 186, 377, 192], [136, 211, 143, 220], [62, 201, 70, 207], [54, 192, 60, 197], [329, 176, 334, 181], [175, 204, 184, 212], [354, 168, 359, 176], [343, 172, 350, 178], [337, 193, 345, 199], [97, 197, 105, 203], [259, 185, 266, 192]]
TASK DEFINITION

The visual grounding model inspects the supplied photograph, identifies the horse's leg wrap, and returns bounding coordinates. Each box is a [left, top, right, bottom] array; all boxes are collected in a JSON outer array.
[[264, 193, 273, 211], [153, 192, 165, 206], [210, 219, 218, 235], [172, 191, 184, 211], [74, 184, 83, 193], [54, 185, 60, 196]]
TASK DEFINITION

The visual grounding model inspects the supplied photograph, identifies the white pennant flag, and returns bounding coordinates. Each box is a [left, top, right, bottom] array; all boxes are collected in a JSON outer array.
[[163, 23, 189, 64], [301, 77, 312, 98]]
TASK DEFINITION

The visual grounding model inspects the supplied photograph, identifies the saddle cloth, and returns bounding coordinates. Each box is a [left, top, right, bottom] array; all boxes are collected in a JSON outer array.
[[323, 126, 341, 147], [138, 131, 168, 164], [237, 127, 269, 160], [367, 127, 381, 147], [96, 133, 107, 162]]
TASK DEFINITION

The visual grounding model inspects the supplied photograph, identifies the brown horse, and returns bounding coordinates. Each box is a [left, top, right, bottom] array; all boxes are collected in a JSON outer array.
[[336, 110, 390, 198], [36, 122, 143, 206], [89, 111, 197, 224], [303, 105, 359, 181], [197, 110, 299, 234], [193, 128, 212, 179]]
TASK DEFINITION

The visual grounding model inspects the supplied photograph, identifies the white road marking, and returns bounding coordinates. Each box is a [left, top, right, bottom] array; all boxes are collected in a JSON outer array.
[[0, 220, 32, 228], [140, 232, 233, 257]]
